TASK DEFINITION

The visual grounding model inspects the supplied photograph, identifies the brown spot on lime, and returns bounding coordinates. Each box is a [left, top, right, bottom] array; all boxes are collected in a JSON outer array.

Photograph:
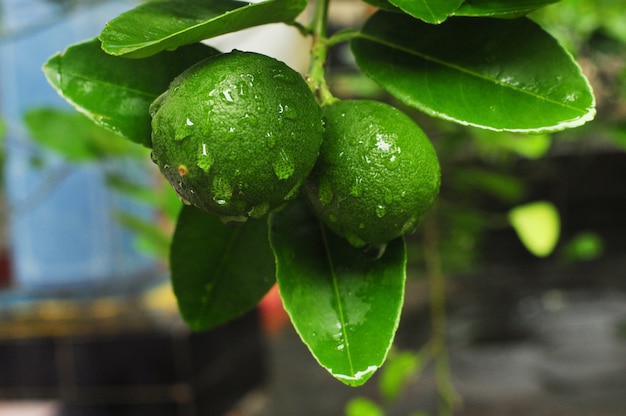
[[178, 165, 188, 176]]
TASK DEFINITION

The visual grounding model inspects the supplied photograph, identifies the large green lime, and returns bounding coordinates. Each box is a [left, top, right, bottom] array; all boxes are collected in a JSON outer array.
[[150, 50, 323, 223]]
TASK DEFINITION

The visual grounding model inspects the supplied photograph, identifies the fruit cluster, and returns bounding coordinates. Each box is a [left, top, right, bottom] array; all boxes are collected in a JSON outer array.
[[151, 50, 441, 247]]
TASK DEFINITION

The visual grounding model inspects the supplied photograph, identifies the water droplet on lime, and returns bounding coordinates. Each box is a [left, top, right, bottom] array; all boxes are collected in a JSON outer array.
[[219, 214, 248, 225], [272, 68, 295, 84], [318, 176, 334, 206], [196, 144, 214, 173], [362, 244, 387, 260], [248, 202, 270, 218], [280, 103, 297, 120], [244, 113, 258, 126], [265, 132, 275, 148], [401, 217, 418, 235], [149, 91, 167, 117], [175, 190, 192, 206], [272, 149, 295, 180], [284, 181, 302, 201], [221, 88, 235, 104], [345, 232, 366, 248], [375, 205, 386, 218], [212, 177, 232, 206], [383, 154, 401, 171], [349, 178, 363, 197], [384, 189, 394, 205]]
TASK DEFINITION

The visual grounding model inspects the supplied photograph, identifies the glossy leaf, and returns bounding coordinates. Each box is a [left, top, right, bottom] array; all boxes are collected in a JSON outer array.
[[171, 205, 275, 331], [100, 0, 307, 58], [455, 0, 561, 18], [352, 12, 596, 133], [389, 0, 463, 24], [508, 201, 560, 257], [43, 39, 218, 147], [269, 198, 406, 386]]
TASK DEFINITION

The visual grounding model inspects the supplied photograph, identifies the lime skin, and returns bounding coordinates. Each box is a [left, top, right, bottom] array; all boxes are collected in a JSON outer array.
[[305, 100, 441, 247], [150, 50, 323, 223]]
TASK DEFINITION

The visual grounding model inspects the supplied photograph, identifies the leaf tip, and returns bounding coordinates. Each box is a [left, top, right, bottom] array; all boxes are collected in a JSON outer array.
[[332, 365, 379, 387]]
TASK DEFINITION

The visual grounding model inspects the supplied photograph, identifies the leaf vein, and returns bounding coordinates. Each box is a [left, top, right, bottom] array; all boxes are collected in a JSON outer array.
[[357, 33, 588, 114]]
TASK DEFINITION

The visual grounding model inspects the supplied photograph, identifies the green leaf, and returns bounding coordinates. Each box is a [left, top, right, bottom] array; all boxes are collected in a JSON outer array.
[[269, 198, 407, 387], [562, 231, 604, 262], [170, 205, 275, 331], [472, 129, 552, 160], [115, 211, 172, 259], [352, 12, 596, 133], [379, 350, 421, 402], [24, 108, 140, 161], [100, 0, 307, 58], [455, 0, 561, 18], [43, 38, 219, 147], [345, 397, 385, 416], [508, 201, 560, 257], [452, 167, 525, 204], [389, 0, 463, 24]]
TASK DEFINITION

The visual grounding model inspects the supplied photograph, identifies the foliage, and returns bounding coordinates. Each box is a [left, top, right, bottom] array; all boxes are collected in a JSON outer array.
[[41, 0, 596, 392]]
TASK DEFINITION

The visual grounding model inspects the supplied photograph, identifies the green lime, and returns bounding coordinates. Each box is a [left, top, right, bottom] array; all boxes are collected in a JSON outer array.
[[150, 50, 323, 223], [305, 100, 440, 247]]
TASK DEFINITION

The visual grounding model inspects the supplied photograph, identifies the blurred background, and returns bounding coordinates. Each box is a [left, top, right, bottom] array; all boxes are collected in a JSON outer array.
[[1, 0, 625, 415]]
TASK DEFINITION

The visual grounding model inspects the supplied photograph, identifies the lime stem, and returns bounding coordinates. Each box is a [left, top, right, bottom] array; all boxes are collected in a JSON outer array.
[[307, 0, 338, 106], [423, 205, 461, 415]]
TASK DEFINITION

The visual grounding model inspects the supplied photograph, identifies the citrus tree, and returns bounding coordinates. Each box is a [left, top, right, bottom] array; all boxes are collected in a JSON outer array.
[[43, 0, 595, 388]]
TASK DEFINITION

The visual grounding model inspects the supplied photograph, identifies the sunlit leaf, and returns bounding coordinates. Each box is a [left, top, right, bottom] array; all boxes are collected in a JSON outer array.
[[352, 12, 596, 133], [455, 0, 561, 18], [171, 205, 275, 330], [389, 0, 463, 24], [100, 0, 307, 58], [43, 38, 219, 147], [508, 201, 560, 257], [269, 198, 406, 386]]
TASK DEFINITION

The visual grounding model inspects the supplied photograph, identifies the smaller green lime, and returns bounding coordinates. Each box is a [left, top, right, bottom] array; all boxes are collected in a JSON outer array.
[[305, 100, 440, 247]]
